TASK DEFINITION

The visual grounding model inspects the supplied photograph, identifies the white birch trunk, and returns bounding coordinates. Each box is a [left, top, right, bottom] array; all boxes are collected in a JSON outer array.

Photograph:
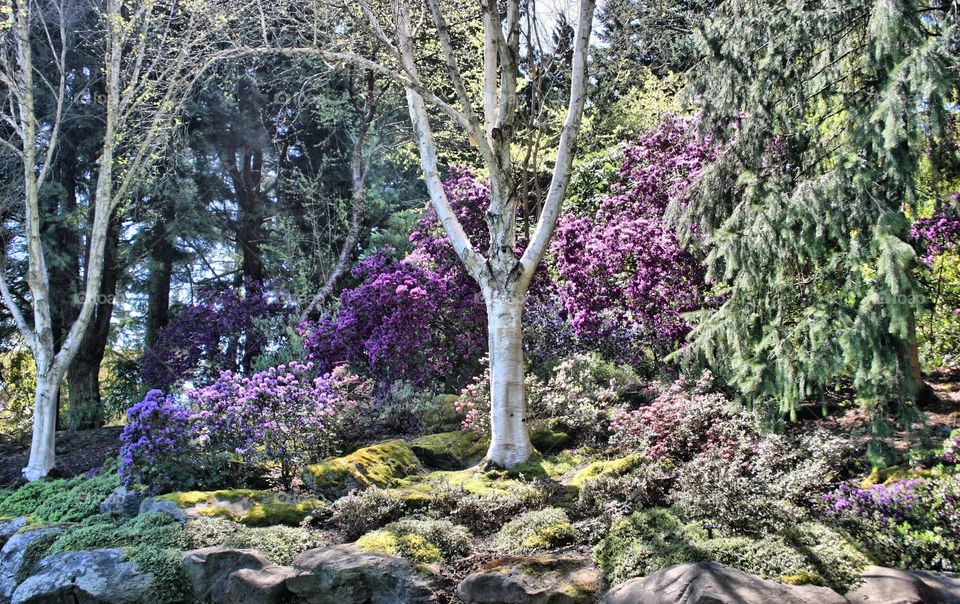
[[484, 292, 533, 466], [23, 359, 59, 481]]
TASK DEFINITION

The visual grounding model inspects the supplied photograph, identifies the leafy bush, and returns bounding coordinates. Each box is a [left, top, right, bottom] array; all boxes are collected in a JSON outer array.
[[46, 513, 186, 555], [456, 352, 644, 445], [356, 516, 471, 563], [184, 516, 327, 565], [0, 468, 119, 523], [823, 475, 960, 571], [492, 507, 574, 554], [121, 363, 362, 492], [593, 508, 867, 592], [328, 487, 407, 540], [451, 484, 550, 534], [575, 461, 676, 523]]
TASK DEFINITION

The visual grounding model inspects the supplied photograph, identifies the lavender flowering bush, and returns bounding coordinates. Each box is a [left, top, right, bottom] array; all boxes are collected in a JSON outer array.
[[121, 363, 362, 492], [823, 477, 960, 570]]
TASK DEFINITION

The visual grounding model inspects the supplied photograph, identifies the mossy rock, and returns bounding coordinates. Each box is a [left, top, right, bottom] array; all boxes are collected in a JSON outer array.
[[530, 423, 575, 454], [410, 431, 489, 470], [458, 554, 604, 604], [159, 489, 323, 527], [303, 439, 423, 499], [356, 529, 442, 563], [568, 453, 643, 488]]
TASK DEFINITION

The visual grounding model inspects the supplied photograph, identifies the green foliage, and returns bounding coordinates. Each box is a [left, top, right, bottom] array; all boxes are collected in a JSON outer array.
[[356, 517, 471, 563], [46, 513, 186, 555], [185, 516, 328, 565], [594, 508, 868, 592], [492, 507, 575, 554], [125, 546, 189, 604], [0, 468, 119, 523], [680, 0, 958, 420], [328, 486, 408, 540], [15, 531, 60, 585], [450, 484, 551, 534]]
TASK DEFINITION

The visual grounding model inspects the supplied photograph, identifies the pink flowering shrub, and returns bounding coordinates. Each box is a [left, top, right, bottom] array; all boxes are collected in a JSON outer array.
[[120, 363, 368, 492], [455, 353, 643, 444], [608, 371, 746, 461]]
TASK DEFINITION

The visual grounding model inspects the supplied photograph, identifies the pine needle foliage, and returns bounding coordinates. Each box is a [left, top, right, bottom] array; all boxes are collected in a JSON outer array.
[[676, 0, 958, 424]]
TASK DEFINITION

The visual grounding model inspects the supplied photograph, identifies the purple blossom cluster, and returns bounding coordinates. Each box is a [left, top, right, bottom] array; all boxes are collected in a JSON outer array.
[[552, 116, 714, 360], [141, 286, 293, 389], [944, 431, 960, 464], [822, 477, 960, 570], [304, 170, 489, 388], [910, 201, 960, 264], [120, 362, 358, 491]]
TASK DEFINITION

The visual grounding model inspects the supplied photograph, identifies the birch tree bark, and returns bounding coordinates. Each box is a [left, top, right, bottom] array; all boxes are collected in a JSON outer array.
[[0, 0, 229, 480], [334, 0, 596, 466]]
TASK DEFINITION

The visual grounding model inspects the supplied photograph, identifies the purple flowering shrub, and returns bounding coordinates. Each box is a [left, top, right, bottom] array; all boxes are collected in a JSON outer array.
[[945, 430, 960, 464], [120, 363, 365, 492], [142, 287, 293, 389], [305, 170, 488, 389], [552, 116, 713, 362], [119, 390, 195, 493], [823, 477, 960, 570], [910, 197, 960, 370]]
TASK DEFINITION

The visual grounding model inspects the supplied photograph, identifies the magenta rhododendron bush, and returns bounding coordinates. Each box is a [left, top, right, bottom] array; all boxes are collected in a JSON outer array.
[[552, 116, 713, 361]]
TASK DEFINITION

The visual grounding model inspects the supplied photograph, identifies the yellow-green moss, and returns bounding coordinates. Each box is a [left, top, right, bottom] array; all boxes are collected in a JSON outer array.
[[861, 465, 937, 487], [410, 431, 489, 470], [569, 454, 643, 488], [530, 424, 574, 453], [356, 530, 443, 563], [303, 439, 423, 498], [160, 489, 323, 526], [780, 570, 821, 585]]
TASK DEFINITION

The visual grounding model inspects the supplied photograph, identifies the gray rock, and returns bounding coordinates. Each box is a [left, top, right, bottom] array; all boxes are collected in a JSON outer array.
[[182, 547, 272, 603], [0, 519, 27, 549], [845, 566, 960, 604], [0, 528, 63, 600], [457, 554, 604, 604], [286, 544, 436, 604], [11, 548, 152, 604], [223, 565, 296, 604], [100, 486, 143, 517], [910, 569, 960, 603], [600, 561, 847, 604], [138, 497, 187, 524]]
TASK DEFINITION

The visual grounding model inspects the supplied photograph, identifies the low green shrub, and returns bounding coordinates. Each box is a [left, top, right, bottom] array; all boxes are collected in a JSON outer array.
[[329, 487, 407, 540], [593, 508, 868, 592], [451, 485, 549, 534], [184, 516, 327, 565], [0, 467, 118, 523], [126, 546, 189, 604], [356, 516, 471, 563], [492, 507, 574, 554]]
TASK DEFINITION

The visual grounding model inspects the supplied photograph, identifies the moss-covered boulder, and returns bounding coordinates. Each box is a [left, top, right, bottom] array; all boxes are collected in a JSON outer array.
[[355, 517, 471, 563], [568, 454, 643, 489], [303, 440, 423, 499], [530, 422, 575, 454], [159, 489, 323, 527], [411, 431, 489, 470], [493, 508, 575, 554]]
